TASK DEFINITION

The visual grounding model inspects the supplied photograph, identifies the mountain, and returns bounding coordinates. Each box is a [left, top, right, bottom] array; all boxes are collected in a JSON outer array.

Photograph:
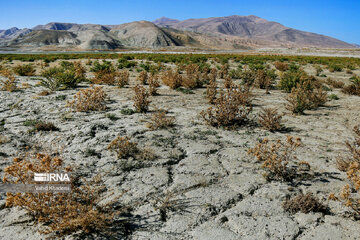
[[153, 15, 354, 48], [0, 15, 355, 50]]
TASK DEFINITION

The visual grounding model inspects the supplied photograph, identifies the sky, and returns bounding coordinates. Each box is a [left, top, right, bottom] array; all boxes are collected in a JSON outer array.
[[0, 0, 359, 44]]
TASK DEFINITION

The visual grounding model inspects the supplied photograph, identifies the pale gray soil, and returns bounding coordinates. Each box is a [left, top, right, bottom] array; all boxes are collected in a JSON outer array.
[[0, 60, 360, 239]]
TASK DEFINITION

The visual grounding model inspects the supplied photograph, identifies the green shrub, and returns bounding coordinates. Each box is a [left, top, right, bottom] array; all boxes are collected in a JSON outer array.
[[278, 70, 313, 93], [13, 64, 35, 76]]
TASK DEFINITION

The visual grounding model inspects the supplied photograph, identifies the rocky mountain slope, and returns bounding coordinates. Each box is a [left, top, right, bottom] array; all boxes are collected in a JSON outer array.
[[0, 15, 356, 50], [153, 15, 355, 49]]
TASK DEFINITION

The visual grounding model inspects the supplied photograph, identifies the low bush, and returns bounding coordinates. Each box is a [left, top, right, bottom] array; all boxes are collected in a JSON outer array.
[[162, 69, 182, 89], [0, 69, 17, 92], [286, 80, 327, 114], [147, 109, 175, 130], [13, 64, 35, 76], [117, 70, 130, 88], [148, 74, 160, 96], [258, 108, 283, 132], [200, 86, 253, 129], [248, 136, 308, 181], [3, 153, 118, 236], [108, 136, 139, 159], [67, 86, 107, 112], [283, 192, 327, 214], [330, 126, 360, 216], [342, 75, 360, 96], [206, 76, 217, 104], [278, 70, 312, 93], [137, 71, 148, 85], [255, 69, 277, 91], [326, 78, 345, 89], [133, 85, 150, 113], [34, 121, 59, 132], [274, 61, 289, 71]]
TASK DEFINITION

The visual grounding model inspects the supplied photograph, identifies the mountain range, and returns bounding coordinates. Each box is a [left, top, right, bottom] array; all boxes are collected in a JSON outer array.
[[0, 15, 355, 51]]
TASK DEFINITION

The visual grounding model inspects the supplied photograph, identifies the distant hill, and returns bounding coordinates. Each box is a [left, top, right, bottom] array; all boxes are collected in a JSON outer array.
[[153, 15, 354, 49], [0, 15, 356, 50]]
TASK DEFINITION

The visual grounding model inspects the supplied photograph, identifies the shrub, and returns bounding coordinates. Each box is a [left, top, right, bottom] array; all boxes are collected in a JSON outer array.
[[118, 58, 137, 69], [34, 121, 59, 132], [218, 63, 229, 78], [117, 70, 130, 88], [0, 69, 17, 92], [223, 75, 233, 89], [137, 71, 148, 85], [315, 65, 323, 76], [40, 67, 62, 91], [206, 76, 217, 104], [286, 80, 327, 115], [328, 64, 343, 72], [90, 60, 114, 73], [278, 70, 311, 93], [182, 64, 202, 89], [200, 86, 253, 129], [258, 108, 283, 132], [274, 61, 288, 71], [133, 85, 150, 113], [92, 70, 117, 85], [67, 86, 107, 112], [147, 109, 175, 130], [336, 125, 360, 171], [326, 78, 344, 89], [283, 192, 327, 214], [3, 153, 117, 236], [248, 136, 307, 181], [342, 75, 360, 96], [240, 68, 256, 86], [328, 93, 339, 100], [148, 74, 160, 96], [330, 126, 360, 216], [162, 69, 182, 89], [255, 69, 276, 92], [13, 64, 35, 76], [108, 136, 138, 159]]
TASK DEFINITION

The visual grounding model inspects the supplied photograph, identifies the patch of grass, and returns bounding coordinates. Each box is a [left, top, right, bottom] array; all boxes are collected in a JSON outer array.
[[176, 87, 194, 94], [120, 108, 135, 115], [328, 93, 339, 100]]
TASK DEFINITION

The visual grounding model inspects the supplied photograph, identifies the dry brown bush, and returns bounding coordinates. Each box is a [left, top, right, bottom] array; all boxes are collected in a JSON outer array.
[[200, 86, 253, 128], [148, 74, 160, 96], [283, 192, 327, 214], [67, 86, 107, 112], [146, 109, 175, 130], [137, 71, 148, 85], [34, 122, 59, 132], [92, 70, 118, 85], [286, 80, 327, 115], [108, 136, 139, 159], [182, 64, 202, 89], [162, 69, 182, 89], [255, 69, 276, 92], [224, 75, 233, 89], [0, 69, 17, 92], [133, 85, 150, 113], [13, 64, 36, 76], [3, 153, 118, 236], [258, 108, 283, 132], [118, 70, 130, 88], [274, 61, 289, 71], [206, 76, 217, 104], [326, 78, 345, 88], [248, 136, 306, 181], [219, 64, 229, 78], [330, 126, 360, 216], [337, 125, 360, 171]]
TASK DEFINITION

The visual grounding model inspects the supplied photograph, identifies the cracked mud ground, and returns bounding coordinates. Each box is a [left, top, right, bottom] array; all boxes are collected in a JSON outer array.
[[0, 60, 360, 239]]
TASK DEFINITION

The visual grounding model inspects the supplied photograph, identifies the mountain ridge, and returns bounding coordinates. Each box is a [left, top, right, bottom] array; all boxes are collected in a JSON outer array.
[[0, 15, 356, 50]]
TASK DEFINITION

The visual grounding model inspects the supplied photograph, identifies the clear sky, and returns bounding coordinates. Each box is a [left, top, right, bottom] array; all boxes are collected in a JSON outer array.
[[1, 0, 359, 44]]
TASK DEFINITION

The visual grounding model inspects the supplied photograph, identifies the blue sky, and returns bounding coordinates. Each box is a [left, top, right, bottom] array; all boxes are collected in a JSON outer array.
[[1, 0, 359, 44]]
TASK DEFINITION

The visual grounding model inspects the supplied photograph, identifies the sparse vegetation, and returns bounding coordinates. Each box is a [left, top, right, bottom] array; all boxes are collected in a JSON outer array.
[[67, 86, 107, 112], [0, 69, 17, 92], [258, 108, 283, 132], [133, 85, 150, 113], [108, 136, 139, 159], [283, 192, 327, 214], [13, 64, 35, 76], [200, 85, 253, 128], [147, 109, 175, 130], [248, 136, 307, 181]]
